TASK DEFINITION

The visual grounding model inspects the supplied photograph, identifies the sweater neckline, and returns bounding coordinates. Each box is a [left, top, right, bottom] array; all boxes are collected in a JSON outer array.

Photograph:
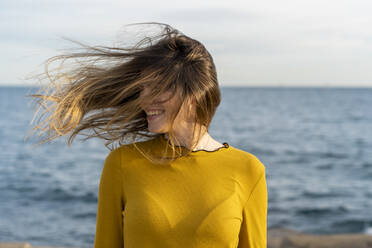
[[159, 134, 230, 153]]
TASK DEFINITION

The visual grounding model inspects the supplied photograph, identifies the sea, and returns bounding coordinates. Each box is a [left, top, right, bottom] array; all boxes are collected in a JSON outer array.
[[0, 86, 371, 247]]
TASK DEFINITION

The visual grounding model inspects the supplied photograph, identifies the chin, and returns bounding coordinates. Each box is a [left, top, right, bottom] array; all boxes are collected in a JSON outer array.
[[148, 125, 167, 134]]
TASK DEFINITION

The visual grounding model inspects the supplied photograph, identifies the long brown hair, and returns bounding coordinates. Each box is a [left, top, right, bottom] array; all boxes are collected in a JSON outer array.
[[26, 22, 222, 164]]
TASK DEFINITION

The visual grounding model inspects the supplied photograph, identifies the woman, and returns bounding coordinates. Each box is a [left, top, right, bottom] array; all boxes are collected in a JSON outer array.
[[27, 22, 267, 248]]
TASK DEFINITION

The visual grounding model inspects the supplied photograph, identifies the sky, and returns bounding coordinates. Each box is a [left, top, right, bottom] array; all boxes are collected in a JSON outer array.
[[1, 0, 371, 87]]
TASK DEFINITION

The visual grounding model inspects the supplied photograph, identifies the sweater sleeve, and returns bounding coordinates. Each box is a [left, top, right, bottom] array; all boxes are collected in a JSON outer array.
[[94, 148, 124, 248], [238, 168, 268, 248]]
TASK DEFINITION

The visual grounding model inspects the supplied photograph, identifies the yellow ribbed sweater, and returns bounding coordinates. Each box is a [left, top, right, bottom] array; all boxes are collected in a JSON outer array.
[[94, 135, 267, 248]]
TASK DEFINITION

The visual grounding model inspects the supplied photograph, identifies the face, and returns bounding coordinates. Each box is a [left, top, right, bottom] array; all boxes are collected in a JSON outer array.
[[139, 85, 195, 134]]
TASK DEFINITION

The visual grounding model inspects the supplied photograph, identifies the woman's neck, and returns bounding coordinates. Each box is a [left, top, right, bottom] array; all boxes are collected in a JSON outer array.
[[163, 130, 223, 151]]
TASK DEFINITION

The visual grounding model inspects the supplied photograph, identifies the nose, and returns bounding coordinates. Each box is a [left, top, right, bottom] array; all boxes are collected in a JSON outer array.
[[140, 87, 162, 108]]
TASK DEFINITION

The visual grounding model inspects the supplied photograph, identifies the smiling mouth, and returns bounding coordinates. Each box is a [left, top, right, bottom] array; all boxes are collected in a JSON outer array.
[[146, 110, 165, 121]]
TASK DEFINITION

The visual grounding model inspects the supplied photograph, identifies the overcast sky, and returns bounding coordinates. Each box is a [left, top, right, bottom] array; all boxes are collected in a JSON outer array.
[[1, 0, 371, 87]]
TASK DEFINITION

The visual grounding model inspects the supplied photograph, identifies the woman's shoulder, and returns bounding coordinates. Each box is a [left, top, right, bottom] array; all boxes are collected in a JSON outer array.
[[227, 145, 266, 177], [226, 146, 266, 198], [108, 137, 156, 158]]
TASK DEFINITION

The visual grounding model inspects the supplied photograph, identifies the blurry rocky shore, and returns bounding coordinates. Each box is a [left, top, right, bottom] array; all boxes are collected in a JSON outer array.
[[1, 227, 372, 248]]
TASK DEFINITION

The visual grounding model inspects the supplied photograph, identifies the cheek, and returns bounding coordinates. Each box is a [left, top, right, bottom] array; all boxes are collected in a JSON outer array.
[[162, 104, 179, 121], [175, 106, 191, 121]]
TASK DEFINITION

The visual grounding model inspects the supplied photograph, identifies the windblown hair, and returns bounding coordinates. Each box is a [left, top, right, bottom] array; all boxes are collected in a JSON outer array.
[[26, 22, 221, 164]]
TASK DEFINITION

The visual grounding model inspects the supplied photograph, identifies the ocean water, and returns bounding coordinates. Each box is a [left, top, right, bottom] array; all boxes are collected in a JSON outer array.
[[0, 86, 371, 247]]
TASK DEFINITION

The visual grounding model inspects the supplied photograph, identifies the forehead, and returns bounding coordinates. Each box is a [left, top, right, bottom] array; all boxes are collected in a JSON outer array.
[[142, 83, 178, 93], [140, 84, 180, 101]]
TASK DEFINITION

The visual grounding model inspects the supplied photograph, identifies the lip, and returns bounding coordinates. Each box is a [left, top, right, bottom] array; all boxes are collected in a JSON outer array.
[[147, 111, 164, 121], [146, 108, 164, 112], [145, 109, 165, 115]]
